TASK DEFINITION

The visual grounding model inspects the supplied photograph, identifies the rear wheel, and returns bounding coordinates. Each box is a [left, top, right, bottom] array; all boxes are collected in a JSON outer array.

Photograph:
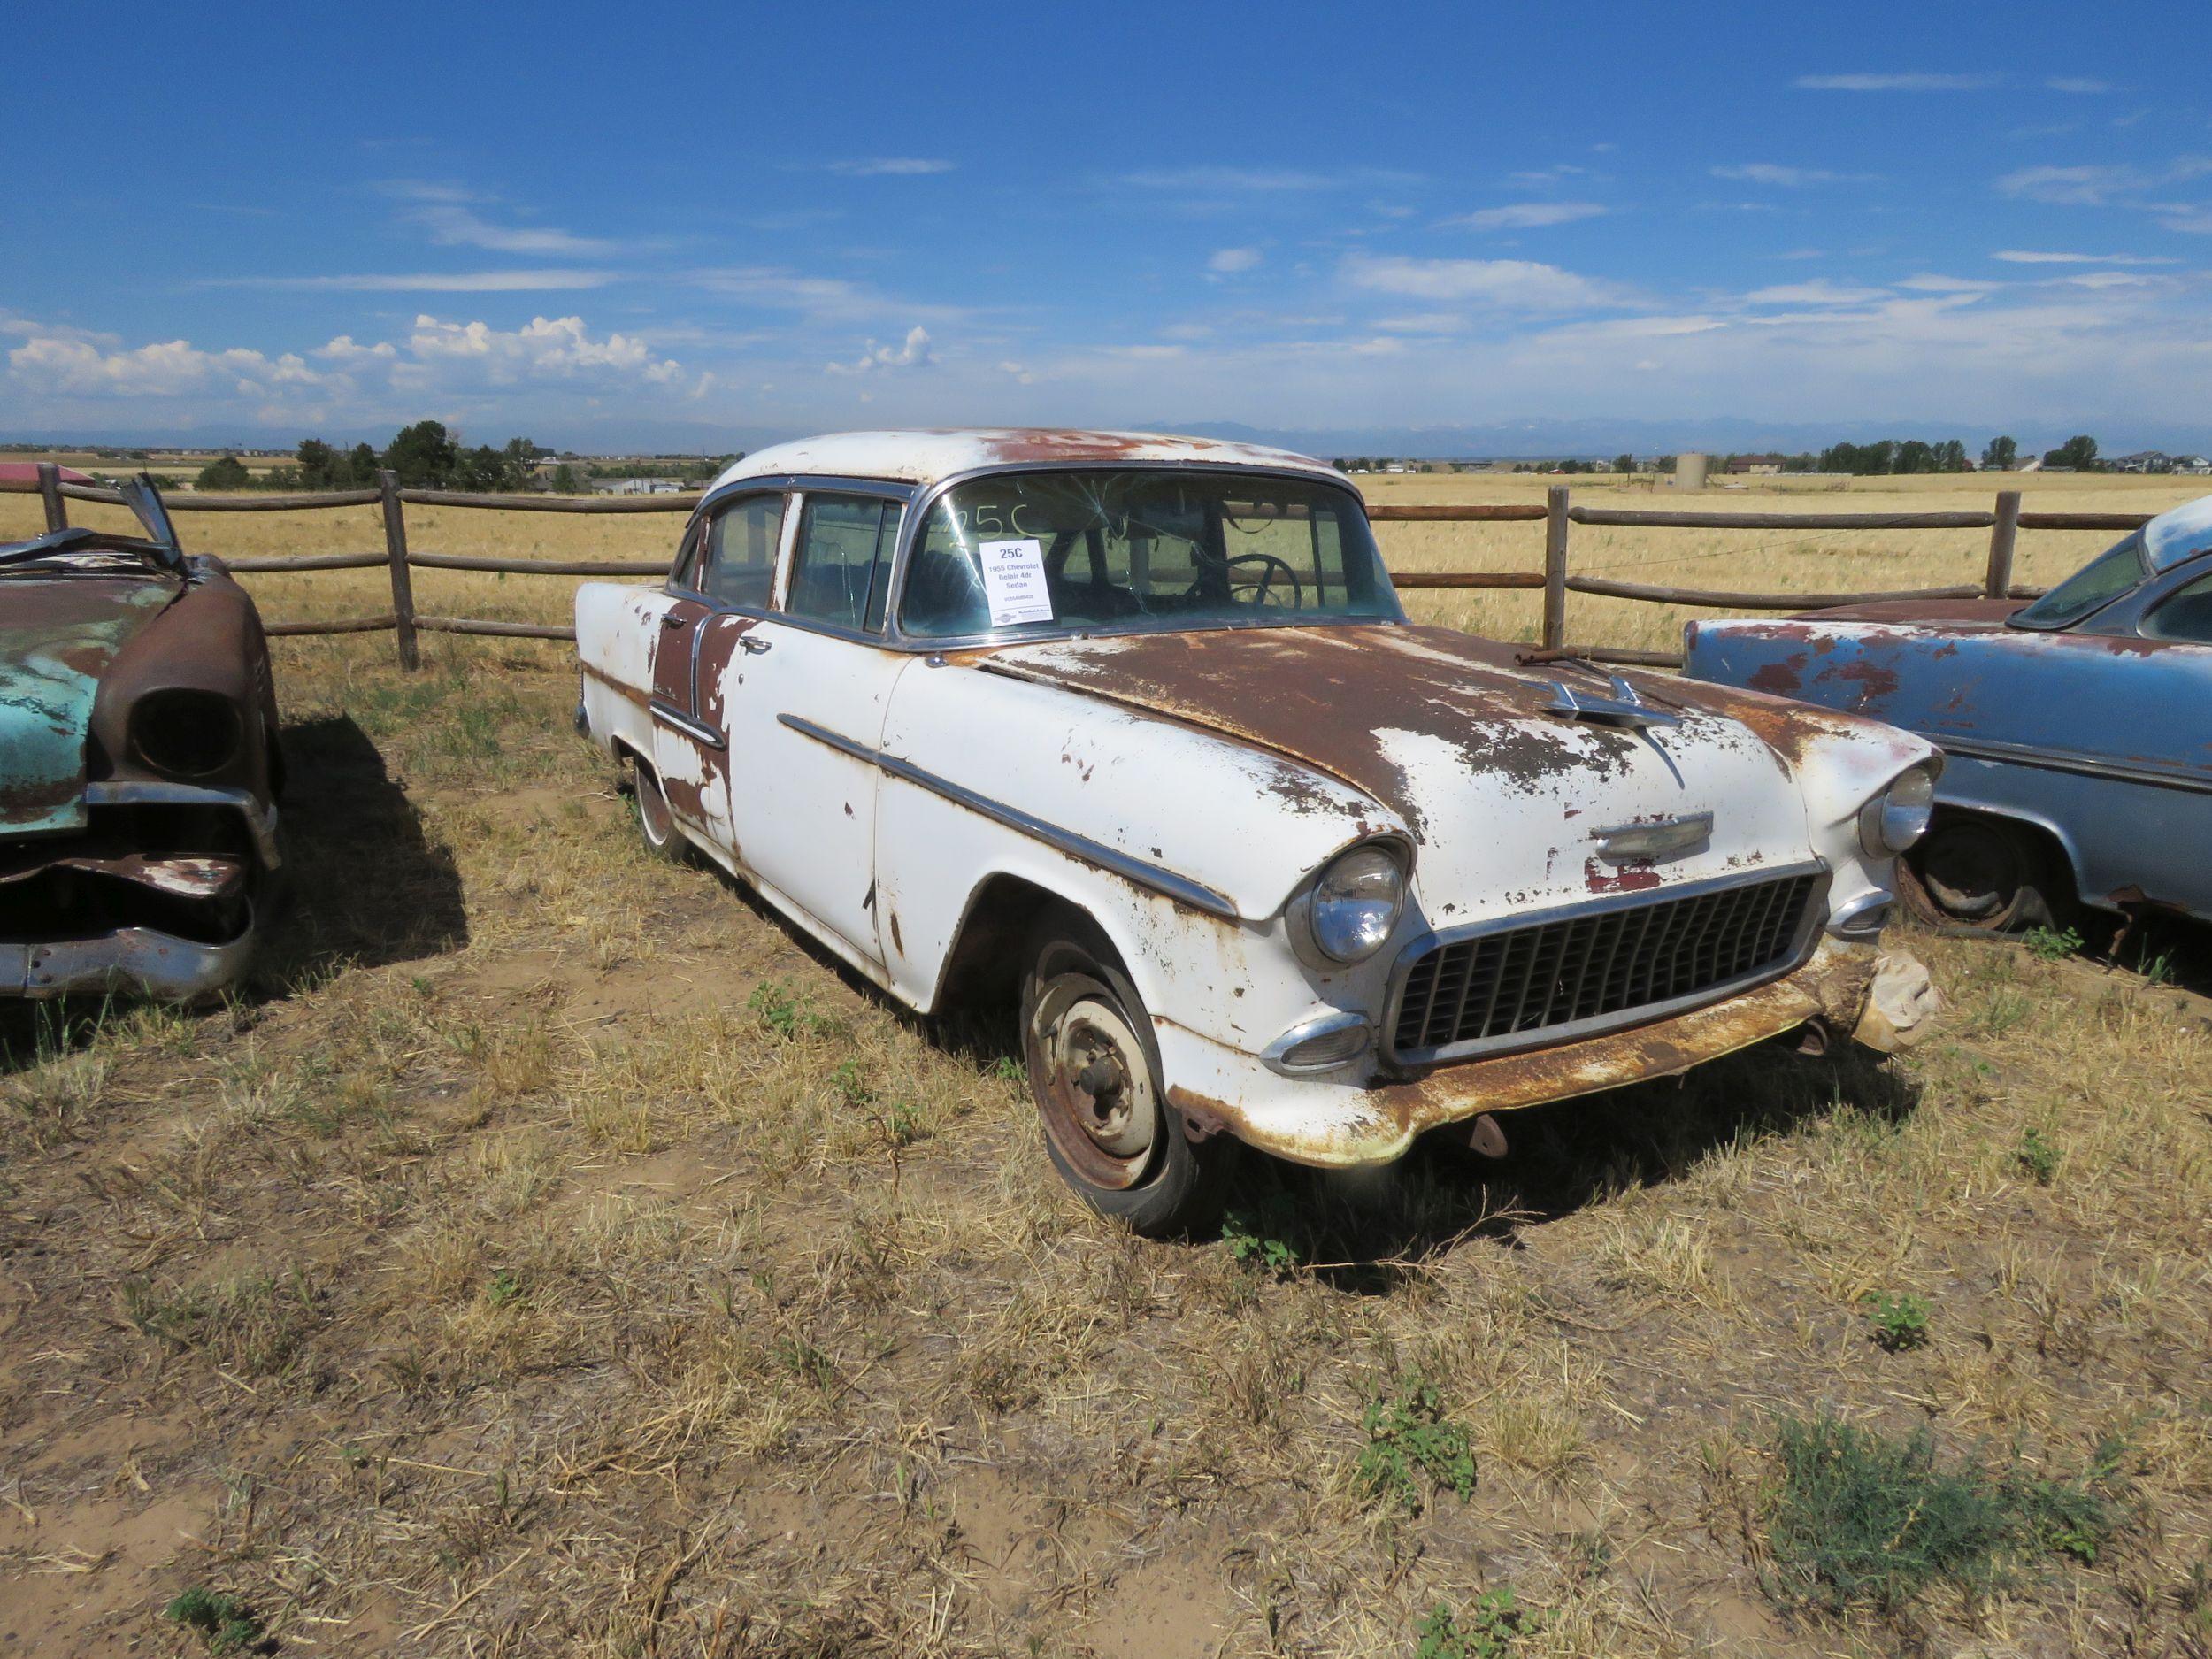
[[1899, 812, 2059, 932], [1019, 912, 1234, 1236], [630, 756, 690, 864]]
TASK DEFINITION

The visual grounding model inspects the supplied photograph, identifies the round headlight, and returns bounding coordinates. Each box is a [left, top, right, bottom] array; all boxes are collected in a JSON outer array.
[[1859, 763, 1938, 858], [131, 689, 243, 778], [1305, 845, 1405, 964]]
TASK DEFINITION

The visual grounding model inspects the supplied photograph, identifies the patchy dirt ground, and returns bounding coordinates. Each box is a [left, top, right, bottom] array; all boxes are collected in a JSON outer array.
[[4, 642, 2210, 1659]]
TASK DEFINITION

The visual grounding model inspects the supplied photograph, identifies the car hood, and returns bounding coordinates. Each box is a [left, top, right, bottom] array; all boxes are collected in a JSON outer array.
[[2, 575, 179, 835], [978, 625, 1841, 920]]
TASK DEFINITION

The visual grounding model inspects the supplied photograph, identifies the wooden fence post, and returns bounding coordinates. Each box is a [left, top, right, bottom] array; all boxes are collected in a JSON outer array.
[[36, 462, 66, 533], [1985, 488, 2021, 599], [379, 470, 420, 671], [1541, 486, 1571, 650]]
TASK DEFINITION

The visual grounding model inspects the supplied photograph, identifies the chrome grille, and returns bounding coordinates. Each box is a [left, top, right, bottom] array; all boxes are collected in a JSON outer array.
[[1389, 871, 1823, 1062]]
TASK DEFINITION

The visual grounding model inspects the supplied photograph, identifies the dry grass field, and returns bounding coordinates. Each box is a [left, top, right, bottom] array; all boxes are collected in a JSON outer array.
[[3, 471, 2209, 1658]]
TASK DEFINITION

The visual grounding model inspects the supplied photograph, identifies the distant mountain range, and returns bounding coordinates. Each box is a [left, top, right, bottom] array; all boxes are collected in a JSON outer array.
[[12, 413, 2212, 461]]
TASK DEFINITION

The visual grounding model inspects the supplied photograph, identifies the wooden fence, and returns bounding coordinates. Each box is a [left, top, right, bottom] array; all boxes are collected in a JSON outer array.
[[10, 463, 2154, 671]]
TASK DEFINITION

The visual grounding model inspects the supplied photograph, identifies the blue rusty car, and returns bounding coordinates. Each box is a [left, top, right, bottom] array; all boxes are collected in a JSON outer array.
[[1680, 495, 2212, 931], [3, 478, 283, 999]]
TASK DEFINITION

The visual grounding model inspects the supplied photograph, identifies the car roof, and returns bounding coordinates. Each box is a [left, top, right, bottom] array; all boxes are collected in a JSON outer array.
[[706, 428, 1350, 494], [2144, 492, 2212, 572]]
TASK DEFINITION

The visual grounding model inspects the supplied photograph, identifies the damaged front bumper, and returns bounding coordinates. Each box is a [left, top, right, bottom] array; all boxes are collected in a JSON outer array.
[[1164, 939, 1937, 1168], [1, 784, 277, 1002]]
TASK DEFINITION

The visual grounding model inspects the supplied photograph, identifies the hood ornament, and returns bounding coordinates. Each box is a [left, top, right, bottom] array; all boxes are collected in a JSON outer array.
[[1540, 674, 1680, 731]]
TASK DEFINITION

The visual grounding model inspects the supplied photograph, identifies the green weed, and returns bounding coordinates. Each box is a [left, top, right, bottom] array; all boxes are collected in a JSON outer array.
[[2024, 926, 2083, 962], [1415, 1589, 1539, 1658], [165, 1586, 265, 1654], [2016, 1126, 2062, 1185], [1221, 1192, 1304, 1277], [749, 981, 840, 1041], [1862, 1291, 1931, 1352], [1356, 1371, 1477, 1515]]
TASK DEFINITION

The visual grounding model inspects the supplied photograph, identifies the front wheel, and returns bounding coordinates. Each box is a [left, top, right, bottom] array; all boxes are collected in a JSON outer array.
[[1898, 812, 2059, 932], [1019, 913, 1235, 1236], [630, 757, 691, 864]]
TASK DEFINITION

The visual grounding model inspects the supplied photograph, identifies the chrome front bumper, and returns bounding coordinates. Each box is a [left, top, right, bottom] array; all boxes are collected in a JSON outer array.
[[3, 917, 260, 1002]]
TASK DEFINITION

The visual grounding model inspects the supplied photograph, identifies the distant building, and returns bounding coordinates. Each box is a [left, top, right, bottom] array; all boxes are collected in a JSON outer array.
[[2111, 450, 2173, 474], [595, 476, 686, 495], [1725, 453, 1787, 475], [2176, 456, 2212, 475]]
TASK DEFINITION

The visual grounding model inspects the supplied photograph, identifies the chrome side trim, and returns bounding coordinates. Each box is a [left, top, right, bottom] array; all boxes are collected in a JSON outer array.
[[649, 698, 727, 751], [776, 713, 1240, 920], [82, 781, 280, 872], [1930, 733, 2212, 796], [1381, 861, 1831, 1068]]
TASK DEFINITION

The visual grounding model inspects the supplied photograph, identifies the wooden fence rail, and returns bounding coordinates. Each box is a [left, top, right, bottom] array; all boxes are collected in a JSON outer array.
[[11, 462, 2156, 670]]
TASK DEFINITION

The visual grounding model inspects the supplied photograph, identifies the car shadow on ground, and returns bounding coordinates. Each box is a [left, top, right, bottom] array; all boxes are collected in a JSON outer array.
[[1206, 1042, 1919, 1294], [256, 714, 469, 989]]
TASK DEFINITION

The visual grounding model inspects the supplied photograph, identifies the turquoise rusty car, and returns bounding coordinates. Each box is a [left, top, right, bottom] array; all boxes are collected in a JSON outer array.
[[1681, 495, 2212, 932], [2, 478, 282, 999]]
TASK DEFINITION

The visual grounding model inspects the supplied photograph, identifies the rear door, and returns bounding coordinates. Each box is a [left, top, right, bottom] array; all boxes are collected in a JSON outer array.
[[649, 491, 786, 855]]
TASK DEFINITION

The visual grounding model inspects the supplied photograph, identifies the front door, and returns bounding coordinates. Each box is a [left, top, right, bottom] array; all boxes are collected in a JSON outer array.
[[719, 490, 912, 965]]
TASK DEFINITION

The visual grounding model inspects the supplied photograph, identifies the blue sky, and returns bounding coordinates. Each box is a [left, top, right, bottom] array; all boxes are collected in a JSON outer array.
[[5, 0, 2209, 449]]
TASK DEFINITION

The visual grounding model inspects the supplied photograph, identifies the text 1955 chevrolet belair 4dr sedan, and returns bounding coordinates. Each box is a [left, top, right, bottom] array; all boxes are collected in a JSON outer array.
[[4, 478, 283, 1001], [575, 431, 1939, 1233]]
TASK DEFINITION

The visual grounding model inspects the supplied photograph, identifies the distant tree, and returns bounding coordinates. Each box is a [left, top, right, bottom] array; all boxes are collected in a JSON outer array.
[[384, 419, 461, 488], [1933, 439, 1970, 472], [503, 436, 540, 478], [295, 437, 338, 485], [2044, 434, 2100, 471], [1894, 440, 1938, 475], [196, 454, 250, 490], [550, 463, 582, 494], [1981, 435, 2018, 471], [1612, 452, 1636, 474], [1653, 454, 1676, 473]]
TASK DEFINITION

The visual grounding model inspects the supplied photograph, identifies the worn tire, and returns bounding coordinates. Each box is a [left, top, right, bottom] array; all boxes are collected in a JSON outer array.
[[1898, 810, 2060, 933], [630, 756, 692, 864], [1019, 910, 1235, 1237]]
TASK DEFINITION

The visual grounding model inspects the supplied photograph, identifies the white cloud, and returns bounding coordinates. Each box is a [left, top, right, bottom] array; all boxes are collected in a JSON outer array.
[[1996, 164, 2147, 205], [1743, 281, 1893, 306], [1372, 312, 1466, 334], [1896, 274, 2000, 293], [997, 360, 1036, 385], [411, 203, 616, 256], [1440, 202, 1607, 231], [2153, 202, 2212, 234], [1793, 73, 1998, 91], [1207, 247, 1264, 273], [822, 157, 956, 177], [826, 326, 933, 375], [212, 269, 622, 291], [1992, 249, 2175, 264], [1118, 166, 1340, 192], [1711, 164, 1877, 187], [9, 333, 329, 398], [1341, 253, 1632, 311], [407, 314, 686, 383]]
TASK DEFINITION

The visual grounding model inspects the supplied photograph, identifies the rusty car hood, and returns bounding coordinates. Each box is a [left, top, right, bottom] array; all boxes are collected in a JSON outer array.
[[1798, 596, 2024, 629], [977, 625, 1842, 920], [1, 574, 180, 834]]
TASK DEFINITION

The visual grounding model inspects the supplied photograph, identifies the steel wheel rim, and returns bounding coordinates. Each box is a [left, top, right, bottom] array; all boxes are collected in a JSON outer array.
[[637, 765, 676, 847], [1030, 973, 1159, 1191], [1914, 822, 2022, 922]]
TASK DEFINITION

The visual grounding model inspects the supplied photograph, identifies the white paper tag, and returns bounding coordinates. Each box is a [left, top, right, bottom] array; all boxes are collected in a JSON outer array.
[[979, 537, 1053, 627]]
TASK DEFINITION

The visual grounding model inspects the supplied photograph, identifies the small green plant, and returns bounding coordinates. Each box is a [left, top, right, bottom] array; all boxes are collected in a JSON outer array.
[[988, 1054, 1025, 1083], [2016, 1126, 2061, 1185], [886, 1101, 924, 1148], [831, 1059, 875, 1107], [774, 1334, 839, 1394], [2024, 925, 2083, 961], [165, 1586, 265, 1654], [1415, 1589, 1539, 1658], [749, 981, 839, 1041], [1764, 1413, 2127, 1616], [2135, 949, 2177, 987], [1221, 1194, 1303, 1277], [1863, 1291, 1931, 1352], [1356, 1371, 1477, 1515], [486, 1270, 524, 1309]]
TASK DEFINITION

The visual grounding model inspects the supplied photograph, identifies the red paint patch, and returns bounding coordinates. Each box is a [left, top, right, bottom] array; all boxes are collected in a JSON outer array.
[[1585, 856, 1663, 894]]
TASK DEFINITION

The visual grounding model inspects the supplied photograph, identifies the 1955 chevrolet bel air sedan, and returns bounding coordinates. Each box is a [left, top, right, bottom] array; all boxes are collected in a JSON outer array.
[[574, 431, 1939, 1232]]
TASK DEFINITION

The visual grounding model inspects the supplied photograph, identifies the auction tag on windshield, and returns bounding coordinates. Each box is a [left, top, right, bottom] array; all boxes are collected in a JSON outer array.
[[979, 538, 1053, 627]]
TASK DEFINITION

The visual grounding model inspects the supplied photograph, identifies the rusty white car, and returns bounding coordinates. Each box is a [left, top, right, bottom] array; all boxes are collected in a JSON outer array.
[[574, 431, 1938, 1233]]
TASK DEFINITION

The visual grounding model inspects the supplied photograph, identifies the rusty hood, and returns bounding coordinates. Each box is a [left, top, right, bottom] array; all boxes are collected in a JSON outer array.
[[1, 574, 180, 835], [978, 625, 1835, 920]]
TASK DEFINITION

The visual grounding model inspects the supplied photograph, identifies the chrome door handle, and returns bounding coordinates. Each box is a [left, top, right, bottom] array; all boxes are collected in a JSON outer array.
[[662, 612, 689, 629], [740, 634, 772, 655]]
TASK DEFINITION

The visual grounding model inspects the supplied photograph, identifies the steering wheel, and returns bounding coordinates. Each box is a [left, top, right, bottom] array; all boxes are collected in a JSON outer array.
[[1221, 551, 1302, 609]]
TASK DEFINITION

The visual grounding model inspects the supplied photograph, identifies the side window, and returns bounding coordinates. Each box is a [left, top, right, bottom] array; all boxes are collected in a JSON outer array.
[[669, 518, 704, 589], [787, 495, 899, 632], [2144, 571, 2212, 644], [699, 494, 786, 609]]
